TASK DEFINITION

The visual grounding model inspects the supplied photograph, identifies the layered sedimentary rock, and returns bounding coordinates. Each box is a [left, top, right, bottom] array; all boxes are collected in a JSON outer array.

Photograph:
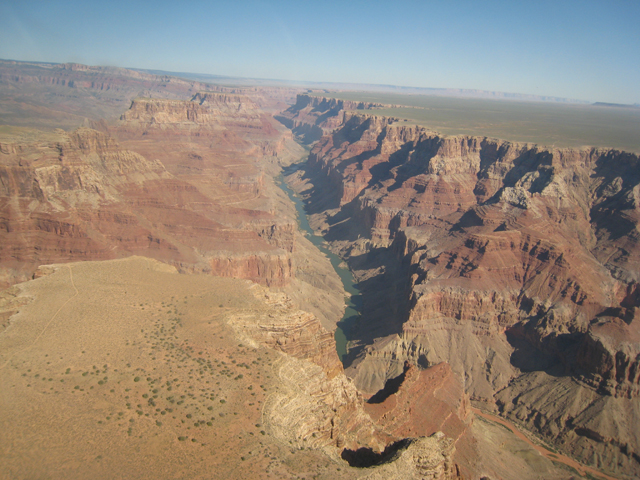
[[0, 89, 305, 288], [226, 284, 465, 479], [287, 100, 640, 477], [0, 59, 299, 129], [227, 285, 377, 450], [275, 94, 387, 143]]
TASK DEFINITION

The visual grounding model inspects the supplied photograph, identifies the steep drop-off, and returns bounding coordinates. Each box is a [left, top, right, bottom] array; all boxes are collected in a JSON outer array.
[[0, 59, 298, 129], [284, 96, 640, 478], [0, 256, 468, 480]]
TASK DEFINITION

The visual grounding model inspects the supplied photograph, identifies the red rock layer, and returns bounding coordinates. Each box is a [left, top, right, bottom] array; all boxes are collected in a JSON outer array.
[[0, 90, 304, 288], [294, 104, 640, 477], [366, 362, 471, 437]]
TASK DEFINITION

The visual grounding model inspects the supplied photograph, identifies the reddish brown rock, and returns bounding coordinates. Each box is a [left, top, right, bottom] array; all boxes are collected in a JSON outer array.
[[364, 362, 476, 476], [0, 90, 305, 289], [288, 102, 640, 477]]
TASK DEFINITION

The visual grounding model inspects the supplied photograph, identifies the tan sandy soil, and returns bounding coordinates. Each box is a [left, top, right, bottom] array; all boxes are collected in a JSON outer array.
[[0, 257, 356, 479]]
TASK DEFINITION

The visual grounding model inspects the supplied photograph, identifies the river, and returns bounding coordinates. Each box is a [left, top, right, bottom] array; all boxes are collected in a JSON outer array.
[[276, 163, 360, 362]]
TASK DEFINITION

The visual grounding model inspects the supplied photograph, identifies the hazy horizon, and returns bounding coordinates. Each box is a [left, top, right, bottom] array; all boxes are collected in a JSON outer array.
[[1, 0, 639, 104]]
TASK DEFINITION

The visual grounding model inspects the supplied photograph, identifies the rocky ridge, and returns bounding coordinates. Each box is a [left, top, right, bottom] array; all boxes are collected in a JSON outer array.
[[275, 94, 389, 144], [225, 283, 465, 478], [285, 98, 640, 477]]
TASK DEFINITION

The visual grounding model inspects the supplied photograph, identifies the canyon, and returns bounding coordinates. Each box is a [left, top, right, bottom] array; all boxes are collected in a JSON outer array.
[[279, 94, 640, 478], [1, 60, 638, 479]]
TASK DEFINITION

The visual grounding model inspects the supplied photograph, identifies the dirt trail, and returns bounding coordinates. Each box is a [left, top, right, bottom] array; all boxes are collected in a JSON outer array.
[[471, 407, 619, 480]]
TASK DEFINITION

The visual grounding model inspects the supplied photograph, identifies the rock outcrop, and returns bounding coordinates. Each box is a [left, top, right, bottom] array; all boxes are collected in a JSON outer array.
[[0, 89, 304, 289], [275, 94, 387, 144], [357, 433, 461, 480], [288, 102, 640, 477], [226, 284, 465, 479]]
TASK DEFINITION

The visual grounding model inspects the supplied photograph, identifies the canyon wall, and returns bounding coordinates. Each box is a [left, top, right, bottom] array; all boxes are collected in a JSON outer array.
[[0, 86, 307, 290], [0, 59, 299, 129], [275, 94, 388, 144], [225, 284, 465, 479], [288, 99, 640, 478]]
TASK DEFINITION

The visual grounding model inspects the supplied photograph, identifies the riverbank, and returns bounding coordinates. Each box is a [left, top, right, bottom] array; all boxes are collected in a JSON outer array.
[[276, 162, 360, 362]]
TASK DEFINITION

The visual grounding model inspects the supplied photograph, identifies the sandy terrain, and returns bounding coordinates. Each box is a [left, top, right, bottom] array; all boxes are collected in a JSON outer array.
[[0, 257, 355, 479]]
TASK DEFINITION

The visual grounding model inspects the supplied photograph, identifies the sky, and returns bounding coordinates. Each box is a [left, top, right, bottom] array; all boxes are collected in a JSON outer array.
[[1, 0, 639, 104]]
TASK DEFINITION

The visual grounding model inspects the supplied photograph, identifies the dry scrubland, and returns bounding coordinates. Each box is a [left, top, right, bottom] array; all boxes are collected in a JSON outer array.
[[0, 258, 584, 480], [310, 92, 640, 152], [0, 257, 353, 480]]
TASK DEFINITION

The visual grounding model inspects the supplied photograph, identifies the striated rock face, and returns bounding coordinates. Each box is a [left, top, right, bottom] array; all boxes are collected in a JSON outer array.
[[226, 285, 379, 450], [0, 90, 305, 289], [120, 93, 267, 135], [289, 103, 640, 477], [229, 286, 343, 378], [226, 285, 464, 479], [209, 252, 293, 288], [275, 94, 387, 144]]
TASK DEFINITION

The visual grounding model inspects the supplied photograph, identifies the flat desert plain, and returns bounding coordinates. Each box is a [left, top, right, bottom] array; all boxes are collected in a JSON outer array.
[[0, 257, 353, 480]]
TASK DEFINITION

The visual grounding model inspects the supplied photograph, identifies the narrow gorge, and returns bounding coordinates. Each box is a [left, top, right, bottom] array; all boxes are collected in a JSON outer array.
[[2, 60, 638, 479], [277, 162, 361, 360], [278, 94, 640, 479]]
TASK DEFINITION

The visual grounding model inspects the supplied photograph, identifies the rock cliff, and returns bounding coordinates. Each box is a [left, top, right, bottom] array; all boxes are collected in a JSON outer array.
[[226, 284, 465, 478], [0, 88, 304, 289], [275, 94, 387, 144], [288, 102, 640, 477]]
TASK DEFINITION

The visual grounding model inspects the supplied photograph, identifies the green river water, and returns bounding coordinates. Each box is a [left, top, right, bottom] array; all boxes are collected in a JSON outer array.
[[277, 164, 361, 362]]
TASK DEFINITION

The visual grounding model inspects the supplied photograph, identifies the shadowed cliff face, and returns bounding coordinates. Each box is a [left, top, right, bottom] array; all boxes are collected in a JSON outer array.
[[287, 102, 640, 477], [275, 94, 387, 144]]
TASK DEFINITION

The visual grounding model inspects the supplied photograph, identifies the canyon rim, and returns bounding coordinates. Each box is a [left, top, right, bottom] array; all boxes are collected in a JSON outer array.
[[0, 59, 639, 479]]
